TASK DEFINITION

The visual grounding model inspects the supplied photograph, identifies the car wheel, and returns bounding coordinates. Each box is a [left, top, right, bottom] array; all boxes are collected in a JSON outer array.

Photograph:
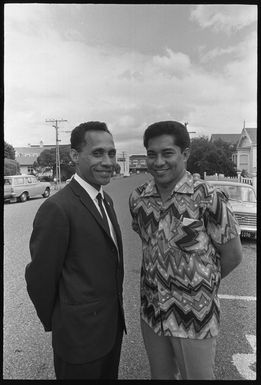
[[42, 188, 50, 198], [20, 192, 28, 202]]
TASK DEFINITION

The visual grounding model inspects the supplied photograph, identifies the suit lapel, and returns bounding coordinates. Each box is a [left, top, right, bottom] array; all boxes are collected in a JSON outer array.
[[69, 179, 112, 240]]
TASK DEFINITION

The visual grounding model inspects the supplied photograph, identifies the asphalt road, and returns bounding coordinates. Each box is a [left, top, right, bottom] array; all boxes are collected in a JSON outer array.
[[3, 174, 256, 380]]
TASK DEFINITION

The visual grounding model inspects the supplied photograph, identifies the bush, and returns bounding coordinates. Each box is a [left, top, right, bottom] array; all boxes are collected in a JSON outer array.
[[38, 175, 53, 182], [4, 158, 20, 175]]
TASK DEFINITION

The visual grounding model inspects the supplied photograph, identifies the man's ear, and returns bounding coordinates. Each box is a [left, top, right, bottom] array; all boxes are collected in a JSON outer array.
[[183, 147, 190, 162], [70, 148, 79, 164]]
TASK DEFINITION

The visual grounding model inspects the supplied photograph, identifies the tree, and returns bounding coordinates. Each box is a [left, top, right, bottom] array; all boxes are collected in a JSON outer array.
[[4, 141, 16, 160], [114, 163, 121, 174], [187, 137, 212, 176], [241, 169, 250, 178], [34, 145, 75, 181], [212, 139, 237, 176], [4, 158, 20, 175], [187, 136, 237, 177]]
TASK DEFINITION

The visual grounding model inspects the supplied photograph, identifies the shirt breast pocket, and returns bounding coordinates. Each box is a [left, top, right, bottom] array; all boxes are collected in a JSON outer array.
[[175, 217, 205, 253]]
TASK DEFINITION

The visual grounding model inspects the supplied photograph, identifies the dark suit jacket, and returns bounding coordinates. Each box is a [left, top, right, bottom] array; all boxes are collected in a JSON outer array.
[[25, 178, 126, 364]]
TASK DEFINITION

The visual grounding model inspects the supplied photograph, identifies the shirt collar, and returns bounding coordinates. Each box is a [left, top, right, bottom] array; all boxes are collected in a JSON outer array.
[[143, 171, 194, 197], [74, 173, 104, 201]]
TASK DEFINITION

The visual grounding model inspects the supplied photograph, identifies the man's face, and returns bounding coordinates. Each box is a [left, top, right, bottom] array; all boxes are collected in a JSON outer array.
[[146, 134, 190, 189], [70, 130, 116, 189]]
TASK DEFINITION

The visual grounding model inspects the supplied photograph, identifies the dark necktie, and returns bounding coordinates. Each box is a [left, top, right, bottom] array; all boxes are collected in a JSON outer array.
[[96, 193, 110, 235]]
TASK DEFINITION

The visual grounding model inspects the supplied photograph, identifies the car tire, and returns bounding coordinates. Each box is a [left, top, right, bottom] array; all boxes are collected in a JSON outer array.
[[20, 192, 28, 202], [42, 188, 50, 198]]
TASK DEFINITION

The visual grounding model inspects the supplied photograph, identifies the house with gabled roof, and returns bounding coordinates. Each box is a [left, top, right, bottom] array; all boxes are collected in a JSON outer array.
[[15, 141, 56, 174], [234, 127, 257, 176], [210, 127, 257, 177], [210, 133, 241, 146]]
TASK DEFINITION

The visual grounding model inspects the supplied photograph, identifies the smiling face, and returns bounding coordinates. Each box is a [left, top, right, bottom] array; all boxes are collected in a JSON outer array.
[[70, 130, 116, 190], [146, 134, 190, 192]]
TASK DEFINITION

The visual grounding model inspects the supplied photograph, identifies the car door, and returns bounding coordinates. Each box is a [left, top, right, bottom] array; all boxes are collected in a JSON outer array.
[[27, 176, 41, 197], [13, 177, 25, 197]]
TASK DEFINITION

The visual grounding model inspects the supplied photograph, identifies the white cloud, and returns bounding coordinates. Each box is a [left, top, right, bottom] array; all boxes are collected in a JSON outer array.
[[200, 46, 238, 63], [190, 4, 257, 33], [117, 115, 136, 128], [223, 31, 257, 106], [152, 49, 191, 77], [4, 4, 257, 151]]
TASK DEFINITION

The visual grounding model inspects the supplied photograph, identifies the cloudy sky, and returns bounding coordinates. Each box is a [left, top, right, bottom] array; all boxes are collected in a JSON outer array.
[[4, 4, 257, 154]]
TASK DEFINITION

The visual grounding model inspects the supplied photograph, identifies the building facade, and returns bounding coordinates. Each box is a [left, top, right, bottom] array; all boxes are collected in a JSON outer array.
[[210, 127, 257, 177], [233, 127, 257, 177], [116, 152, 130, 176], [15, 141, 56, 175], [129, 154, 147, 173]]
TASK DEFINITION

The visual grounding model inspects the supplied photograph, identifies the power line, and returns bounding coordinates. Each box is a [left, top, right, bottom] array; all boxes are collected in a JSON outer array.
[[46, 119, 68, 190]]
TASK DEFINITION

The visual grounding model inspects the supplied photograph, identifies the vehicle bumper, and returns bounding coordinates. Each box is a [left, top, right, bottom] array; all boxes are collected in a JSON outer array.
[[4, 193, 18, 203]]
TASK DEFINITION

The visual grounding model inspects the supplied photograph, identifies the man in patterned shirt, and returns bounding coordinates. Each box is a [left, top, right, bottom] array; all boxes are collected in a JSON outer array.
[[129, 121, 243, 380]]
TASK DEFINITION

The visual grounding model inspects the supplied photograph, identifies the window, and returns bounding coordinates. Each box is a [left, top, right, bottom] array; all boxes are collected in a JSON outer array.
[[239, 154, 248, 169], [252, 147, 256, 168], [13, 178, 24, 185], [232, 154, 237, 165], [225, 185, 256, 203]]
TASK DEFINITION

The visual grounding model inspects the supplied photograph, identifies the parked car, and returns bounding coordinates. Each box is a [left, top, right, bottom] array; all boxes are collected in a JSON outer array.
[[4, 174, 51, 203], [206, 180, 256, 239]]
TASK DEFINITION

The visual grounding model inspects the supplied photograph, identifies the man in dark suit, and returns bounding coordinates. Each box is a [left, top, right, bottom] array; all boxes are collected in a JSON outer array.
[[25, 121, 126, 379]]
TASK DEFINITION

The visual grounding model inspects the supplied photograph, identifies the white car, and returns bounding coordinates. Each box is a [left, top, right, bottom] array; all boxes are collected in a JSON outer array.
[[4, 174, 51, 203], [207, 180, 256, 239]]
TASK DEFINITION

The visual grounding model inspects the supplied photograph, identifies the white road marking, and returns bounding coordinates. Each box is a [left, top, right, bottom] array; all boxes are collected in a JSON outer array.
[[219, 294, 256, 379], [232, 334, 256, 380], [218, 294, 256, 301]]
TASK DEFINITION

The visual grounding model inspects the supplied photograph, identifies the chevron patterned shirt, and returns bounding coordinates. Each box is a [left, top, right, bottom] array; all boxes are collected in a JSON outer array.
[[129, 171, 241, 339]]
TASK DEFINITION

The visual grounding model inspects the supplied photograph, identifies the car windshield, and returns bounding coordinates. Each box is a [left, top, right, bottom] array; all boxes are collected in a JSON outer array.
[[215, 185, 256, 203], [4, 178, 12, 185]]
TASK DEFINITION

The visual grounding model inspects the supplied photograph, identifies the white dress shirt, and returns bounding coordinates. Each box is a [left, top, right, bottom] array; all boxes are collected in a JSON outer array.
[[73, 173, 119, 251]]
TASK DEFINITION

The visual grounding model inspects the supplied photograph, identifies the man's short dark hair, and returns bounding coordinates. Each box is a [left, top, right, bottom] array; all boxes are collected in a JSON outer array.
[[71, 121, 111, 152], [143, 121, 190, 152]]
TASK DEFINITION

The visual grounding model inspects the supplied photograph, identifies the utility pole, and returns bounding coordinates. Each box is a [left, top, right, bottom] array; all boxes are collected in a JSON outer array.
[[184, 122, 196, 134], [121, 151, 126, 174], [118, 151, 129, 176], [46, 119, 68, 190]]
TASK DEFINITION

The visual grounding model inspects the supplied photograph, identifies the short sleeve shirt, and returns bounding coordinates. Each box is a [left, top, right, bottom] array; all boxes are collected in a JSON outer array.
[[129, 171, 241, 339]]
